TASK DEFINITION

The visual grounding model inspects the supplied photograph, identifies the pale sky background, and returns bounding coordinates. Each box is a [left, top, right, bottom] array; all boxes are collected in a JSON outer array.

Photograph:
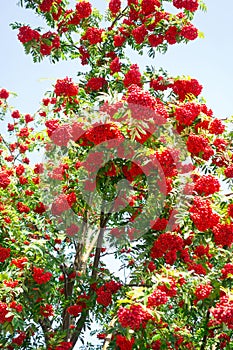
[[1, 1, 233, 348]]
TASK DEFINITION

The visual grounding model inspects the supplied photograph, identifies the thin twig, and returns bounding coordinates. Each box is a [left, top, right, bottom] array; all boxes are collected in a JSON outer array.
[[111, 6, 129, 28]]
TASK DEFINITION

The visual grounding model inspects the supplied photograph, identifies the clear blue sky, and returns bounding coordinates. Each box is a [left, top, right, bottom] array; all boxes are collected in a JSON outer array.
[[1, 1, 233, 348], [1, 1, 233, 119]]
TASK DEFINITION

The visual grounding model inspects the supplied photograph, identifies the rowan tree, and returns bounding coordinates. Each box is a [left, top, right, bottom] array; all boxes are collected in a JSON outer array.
[[1, 1, 233, 349]]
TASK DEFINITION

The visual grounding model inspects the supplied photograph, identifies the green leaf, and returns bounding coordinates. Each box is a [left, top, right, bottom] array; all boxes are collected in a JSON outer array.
[[198, 31, 205, 39], [151, 334, 161, 342], [116, 299, 132, 305], [0, 273, 9, 281]]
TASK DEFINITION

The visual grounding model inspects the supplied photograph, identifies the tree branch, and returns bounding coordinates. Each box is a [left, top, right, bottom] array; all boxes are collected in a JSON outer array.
[[39, 318, 52, 347], [111, 6, 129, 29], [102, 317, 116, 350], [70, 203, 110, 347]]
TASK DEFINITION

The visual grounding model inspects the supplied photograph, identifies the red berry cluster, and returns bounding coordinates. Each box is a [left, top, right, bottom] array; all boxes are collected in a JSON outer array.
[[17, 201, 30, 213], [150, 232, 184, 264], [209, 119, 225, 135], [110, 57, 121, 74], [79, 123, 123, 146], [82, 27, 104, 45], [189, 197, 220, 232], [159, 278, 178, 297], [32, 267, 52, 284], [194, 284, 212, 300], [126, 84, 168, 121], [213, 224, 233, 247], [173, 79, 203, 101], [114, 34, 126, 47], [66, 294, 89, 316], [12, 332, 27, 346], [0, 171, 11, 189], [17, 26, 40, 43], [0, 246, 11, 262], [221, 263, 233, 279], [112, 0, 199, 49], [165, 26, 179, 45], [150, 217, 168, 231], [122, 162, 144, 182], [180, 23, 198, 40], [40, 304, 54, 317], [173, 0, 199, 12], [132, 24, 148, 44], [124, 64, 142, 88], [0, 302, 23, 326], [109, 0, 121, 16], [150, 76, 172, 91], [127, 84, 154, 112], [10, 301, 23, 314], [175, 102, 201, 126], [0, 302, 14, 323], [10, 257, 28, 270], [79, 46, 90, 65], [3, 279, 19, 288], [225, 165, 233, 178], [193, 245, 211, 259], [141, 0, 161, 15], [147, 289, 168, 307], [116, 334, 135, 350], [50, 124, 73, 147], [34, 202, 47, 214], [0, 88, 9, 99], [39, 0, 61, 13], [40, 32, 60, 55], [75, 1, 92, 19], [155, 149, 178, 177], [54, 77, 78, 97], [11, 110, 20, 119], [211, 295, 233, 329], [228, 204, 233, 218], [51, 192, 76, 215], [118, 304, 152, 330], [188, 262, 207, 275], [194, 175, 220, 196], [57, 2, 92, 31], [67, 304, 83, 317], [96, 280, 122, 307], [148, 34, 163, 47], [86, 77, 107, 91], [187, 134, 214, 160], [45, 119, 60, 136], [18, 26, 60, 56]]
